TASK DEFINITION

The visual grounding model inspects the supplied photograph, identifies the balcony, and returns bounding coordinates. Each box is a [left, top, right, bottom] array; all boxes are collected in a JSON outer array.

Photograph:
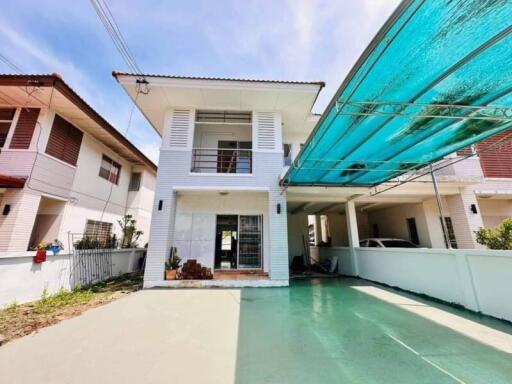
[[191, 147, 252, 174]]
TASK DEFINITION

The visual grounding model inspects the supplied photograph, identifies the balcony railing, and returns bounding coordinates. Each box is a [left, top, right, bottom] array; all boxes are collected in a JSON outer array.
[[191, 148, 252, 174]]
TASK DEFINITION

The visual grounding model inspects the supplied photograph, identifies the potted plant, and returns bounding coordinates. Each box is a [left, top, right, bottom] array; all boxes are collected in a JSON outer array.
[[49, 239, 64, 255], [165, 247, 181, 280], [33, 242, 48, 263]]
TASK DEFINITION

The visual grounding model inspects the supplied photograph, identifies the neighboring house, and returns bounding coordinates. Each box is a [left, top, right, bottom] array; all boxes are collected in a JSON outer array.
[[114, 73, 511, 287], [0, 74, 156, 254]]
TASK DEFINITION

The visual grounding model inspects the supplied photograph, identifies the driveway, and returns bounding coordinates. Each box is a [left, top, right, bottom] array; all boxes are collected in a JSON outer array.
[[1, 278, 512, 383]]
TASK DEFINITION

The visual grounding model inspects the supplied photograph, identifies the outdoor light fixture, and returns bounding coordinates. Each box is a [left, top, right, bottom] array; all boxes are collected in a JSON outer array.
[[2, 204, 10, 215], [277, 203, 281, 214], [470, 204, 478, 214], [158, 200, 163, 211]]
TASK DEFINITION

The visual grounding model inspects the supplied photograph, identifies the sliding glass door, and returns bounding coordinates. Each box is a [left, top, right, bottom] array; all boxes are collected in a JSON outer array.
[[215, 214, 262, 269], [238, 215, 262, 269]]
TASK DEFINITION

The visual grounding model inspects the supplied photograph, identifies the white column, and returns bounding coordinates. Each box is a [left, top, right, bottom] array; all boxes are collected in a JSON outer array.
[[345, 200, 360, 276], [0, 189, 41, 252], [445, 187, 484, 249], [143, 190, 177, 286], [268, 188, 289, 281], [314, 215, 322, 245]]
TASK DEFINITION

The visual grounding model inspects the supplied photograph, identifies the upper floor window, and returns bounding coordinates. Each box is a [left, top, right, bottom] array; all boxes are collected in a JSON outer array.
[[128, 172, 141, 191], [99, 155, 121, 184], [46, 114, 83, 166], [283, 143, 292, 166], [195, 110, 252, 124], [0, 108, 15, 148]]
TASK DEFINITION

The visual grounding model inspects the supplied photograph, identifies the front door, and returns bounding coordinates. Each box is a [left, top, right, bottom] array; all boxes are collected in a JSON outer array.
[[214, 214, 262, 269]]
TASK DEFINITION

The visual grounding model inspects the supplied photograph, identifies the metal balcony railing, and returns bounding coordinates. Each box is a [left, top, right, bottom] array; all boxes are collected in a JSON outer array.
[[191, 148, 252, 174]]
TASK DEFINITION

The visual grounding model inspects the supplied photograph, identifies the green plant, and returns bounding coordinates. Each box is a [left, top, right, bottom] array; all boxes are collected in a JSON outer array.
[[36, 242, 49, 250], [475, 218, 512, 250], [5, 301, 19, 311], [118, 214, 143, 248], [165, 247, 181, 270]]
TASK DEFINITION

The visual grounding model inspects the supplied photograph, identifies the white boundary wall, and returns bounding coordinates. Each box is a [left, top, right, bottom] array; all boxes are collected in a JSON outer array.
[[315, 246, 512, 322], [0, 249, 145, 307]]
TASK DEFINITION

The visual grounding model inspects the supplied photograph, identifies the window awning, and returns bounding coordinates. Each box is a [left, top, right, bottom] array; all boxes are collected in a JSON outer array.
[[282, 0, 512, 187], [0, 175, 26, 188]]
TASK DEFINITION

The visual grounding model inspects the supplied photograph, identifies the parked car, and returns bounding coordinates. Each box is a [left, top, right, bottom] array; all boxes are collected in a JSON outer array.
[[359, 238, 418, 248]]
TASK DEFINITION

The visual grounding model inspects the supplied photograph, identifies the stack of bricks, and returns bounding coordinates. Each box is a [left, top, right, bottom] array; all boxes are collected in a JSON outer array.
[[180, 259, 213, 280]]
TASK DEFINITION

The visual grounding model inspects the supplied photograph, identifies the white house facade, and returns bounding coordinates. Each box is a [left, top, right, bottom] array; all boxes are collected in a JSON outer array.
[[0, 74, 156, 255], [115, 73, 512, 288]]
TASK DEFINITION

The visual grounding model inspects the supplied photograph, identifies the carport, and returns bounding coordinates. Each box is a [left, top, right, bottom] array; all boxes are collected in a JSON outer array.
[[282, 0, 512, 255]]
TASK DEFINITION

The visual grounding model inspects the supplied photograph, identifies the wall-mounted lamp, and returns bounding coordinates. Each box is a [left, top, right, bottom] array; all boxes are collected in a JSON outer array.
[[470, 204, 478, 214], [2, 204, 10, 215], [277, 203, 281, 215], [158, 200, 163, 211]]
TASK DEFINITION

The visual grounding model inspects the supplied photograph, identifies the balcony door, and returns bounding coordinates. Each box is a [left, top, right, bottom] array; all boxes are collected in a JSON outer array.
[[217, 141, 252, 174]]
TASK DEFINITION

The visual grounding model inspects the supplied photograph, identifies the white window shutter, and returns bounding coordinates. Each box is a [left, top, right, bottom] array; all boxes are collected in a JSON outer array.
[[254, 111, 281, 151], [168, 109, 193, 149]]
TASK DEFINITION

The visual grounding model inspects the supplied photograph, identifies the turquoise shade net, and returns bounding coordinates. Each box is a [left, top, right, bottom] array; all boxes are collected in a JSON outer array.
[[283, 0, 512, 186]]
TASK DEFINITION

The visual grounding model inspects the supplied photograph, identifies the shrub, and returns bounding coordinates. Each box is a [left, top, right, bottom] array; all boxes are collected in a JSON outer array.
[[475, 218, 512, 250]]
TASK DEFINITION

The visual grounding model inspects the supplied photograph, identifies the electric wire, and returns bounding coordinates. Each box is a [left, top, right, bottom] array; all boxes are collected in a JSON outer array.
[[0, 53, 24, 74]]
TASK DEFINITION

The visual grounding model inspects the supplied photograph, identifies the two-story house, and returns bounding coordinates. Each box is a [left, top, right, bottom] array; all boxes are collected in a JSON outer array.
[[114, 73, 324, 286], [0, 74, 156, 254], [115, 72, 512, 288]]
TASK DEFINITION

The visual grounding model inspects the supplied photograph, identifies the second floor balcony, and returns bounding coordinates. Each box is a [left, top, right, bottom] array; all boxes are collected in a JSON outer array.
[[191, 145, 252, 174]]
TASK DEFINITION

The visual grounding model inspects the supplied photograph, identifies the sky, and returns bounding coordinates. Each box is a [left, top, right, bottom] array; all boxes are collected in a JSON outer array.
[[0, 0, 400, 164]]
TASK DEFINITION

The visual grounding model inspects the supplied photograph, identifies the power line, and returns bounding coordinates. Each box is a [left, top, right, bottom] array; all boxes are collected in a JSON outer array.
[[89, 0, 142, 74], [0, 53, 24, 73]]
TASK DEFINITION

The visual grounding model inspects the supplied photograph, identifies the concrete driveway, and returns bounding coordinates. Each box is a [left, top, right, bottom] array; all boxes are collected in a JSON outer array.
[[1, 279, 512, 384], [0, 289, 242, 384]]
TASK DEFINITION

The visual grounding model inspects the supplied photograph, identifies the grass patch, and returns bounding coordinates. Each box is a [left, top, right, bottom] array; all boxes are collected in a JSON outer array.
[[0, 273, 142, 345]]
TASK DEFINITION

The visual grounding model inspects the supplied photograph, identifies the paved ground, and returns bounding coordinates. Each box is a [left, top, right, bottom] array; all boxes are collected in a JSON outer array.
[[1, 278, 512, 384]]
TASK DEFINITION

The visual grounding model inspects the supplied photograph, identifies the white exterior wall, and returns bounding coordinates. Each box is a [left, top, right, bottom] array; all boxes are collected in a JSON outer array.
[[367, 203, 432, 247], [445, 188, 484, 249], [478, 199, 512, 228], [315, 246, 512, 321], [145, 108, 289, 283], [0, 105, 156, 252], [0, 249, 145, 307], [173, 192, 270, 271]]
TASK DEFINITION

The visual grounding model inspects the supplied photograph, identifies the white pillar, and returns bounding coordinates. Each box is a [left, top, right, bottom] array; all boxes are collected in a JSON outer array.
[[0, 189, 41, 252], [445, 188, 484, 249], [314, 215, 322, 245], [144, 190, 177, 286], [268, 188, 289, 281], [345, 200, 360, 276]]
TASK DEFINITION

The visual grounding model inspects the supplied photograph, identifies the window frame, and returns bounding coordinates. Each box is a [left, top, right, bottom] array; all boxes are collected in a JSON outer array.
[[99, 154, 121, 185], [0, 108, 16, 148], [128, 172, 142, 191]]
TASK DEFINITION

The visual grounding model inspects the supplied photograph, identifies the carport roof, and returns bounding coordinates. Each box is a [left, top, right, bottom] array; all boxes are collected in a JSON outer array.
[[282, 0, 512, 187]]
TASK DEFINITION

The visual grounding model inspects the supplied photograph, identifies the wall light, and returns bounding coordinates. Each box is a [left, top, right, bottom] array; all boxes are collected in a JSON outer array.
[[470, 204, 478, 214]]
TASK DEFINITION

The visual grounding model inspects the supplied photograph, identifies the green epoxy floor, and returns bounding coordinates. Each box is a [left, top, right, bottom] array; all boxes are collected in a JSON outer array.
[[235, 278, 512, 384]]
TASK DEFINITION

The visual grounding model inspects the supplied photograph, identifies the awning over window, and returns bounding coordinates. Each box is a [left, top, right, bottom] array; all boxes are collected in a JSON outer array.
[[282, 0, 512, 187], [0, 175, 26, 188]]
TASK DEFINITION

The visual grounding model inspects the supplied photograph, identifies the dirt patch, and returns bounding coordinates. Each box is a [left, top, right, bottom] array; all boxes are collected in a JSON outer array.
[[0, 273, 142, 346]]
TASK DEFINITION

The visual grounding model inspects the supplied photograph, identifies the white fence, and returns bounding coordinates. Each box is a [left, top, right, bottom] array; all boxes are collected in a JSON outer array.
[[314, 246, 512, 322], [0, 248, 145, 307]]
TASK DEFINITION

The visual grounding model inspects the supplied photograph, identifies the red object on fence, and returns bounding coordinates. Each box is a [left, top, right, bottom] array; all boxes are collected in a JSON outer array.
[[33, 250, 47, 263]]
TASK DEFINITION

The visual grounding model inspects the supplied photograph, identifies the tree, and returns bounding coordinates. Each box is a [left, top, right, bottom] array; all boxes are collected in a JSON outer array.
[[475, 218, 512, 250], [118, 214, 143, 248]]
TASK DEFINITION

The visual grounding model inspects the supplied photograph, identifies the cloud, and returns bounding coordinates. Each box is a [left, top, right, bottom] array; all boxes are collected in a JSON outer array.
[[0, 0, 402, 163]]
